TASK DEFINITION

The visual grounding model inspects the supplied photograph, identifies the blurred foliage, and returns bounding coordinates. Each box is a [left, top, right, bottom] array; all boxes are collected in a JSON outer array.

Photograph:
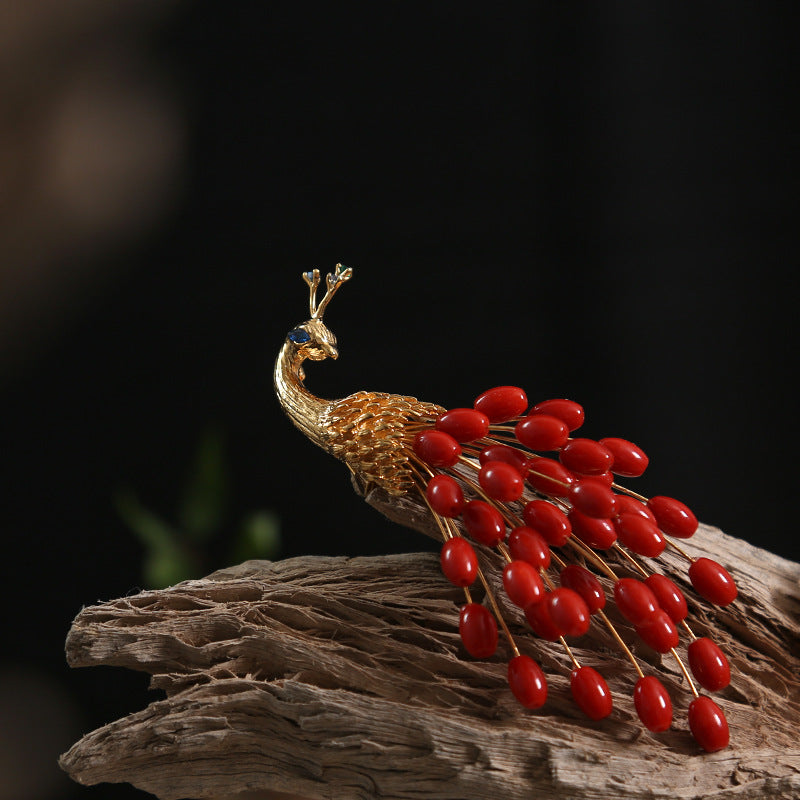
[[116, 426, 280, 588]]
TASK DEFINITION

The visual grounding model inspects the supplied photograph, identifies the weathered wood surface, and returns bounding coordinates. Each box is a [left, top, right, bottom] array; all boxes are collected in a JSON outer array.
[[61, 489, 800, 800]]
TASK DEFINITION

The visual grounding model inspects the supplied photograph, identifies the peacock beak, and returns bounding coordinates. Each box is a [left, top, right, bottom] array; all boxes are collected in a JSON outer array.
[[325, 343, 338, 360]]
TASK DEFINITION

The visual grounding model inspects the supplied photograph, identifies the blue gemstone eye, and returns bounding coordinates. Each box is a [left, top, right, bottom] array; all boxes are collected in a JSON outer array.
[[289, 327, 311, 344]]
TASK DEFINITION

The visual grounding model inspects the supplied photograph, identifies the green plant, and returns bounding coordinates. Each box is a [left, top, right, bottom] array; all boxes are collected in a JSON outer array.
[[116, 426, 280, 588]]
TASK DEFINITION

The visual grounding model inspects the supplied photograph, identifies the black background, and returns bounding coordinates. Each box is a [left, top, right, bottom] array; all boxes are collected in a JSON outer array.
[[1, 5, 798, 799]]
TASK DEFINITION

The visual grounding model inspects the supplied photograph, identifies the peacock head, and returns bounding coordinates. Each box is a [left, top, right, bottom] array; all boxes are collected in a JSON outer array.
[[284, 264, 353, 363]]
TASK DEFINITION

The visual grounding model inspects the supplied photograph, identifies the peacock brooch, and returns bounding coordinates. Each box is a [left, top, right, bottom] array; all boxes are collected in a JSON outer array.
[[274, 264, 737, 753]]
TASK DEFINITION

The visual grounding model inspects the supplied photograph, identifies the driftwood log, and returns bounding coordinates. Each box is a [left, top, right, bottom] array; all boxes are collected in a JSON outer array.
[[61, 487, 800, 800]]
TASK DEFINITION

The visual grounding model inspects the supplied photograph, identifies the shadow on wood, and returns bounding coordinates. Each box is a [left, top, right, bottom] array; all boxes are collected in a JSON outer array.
[[60, 503, 800, 799]]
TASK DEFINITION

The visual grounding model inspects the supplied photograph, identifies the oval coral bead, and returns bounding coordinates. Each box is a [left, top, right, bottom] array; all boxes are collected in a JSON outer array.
[[569, 480, 617, 519], [507, 654, 548, 708], [479, 444, 529, 476], [474, 386, 528, 423], [547, 587, 590, 637], [599, 437, 649, 477], [614, 578, 660, 626], [503, 560, 545, 608], [647, 495, 698, 539], [615, 495, 656, 522], [688, 637, 731, 692], [523, 500, 571, 546], [527, 457, 574, 497], [644, 574, 688, 623], [570, 666, 613, 720], [688, 557, 737, 606], [589, 471, 615, 487], [530, 398, 585, 432], [524, 597, 562, 641], [515, 415, 570, 451], [560, 564, 606, 614], [636, 609, 680, 652], [462, 500, 506, 546], [688, 695, 730, 752], [413, 430, 461, 468], [508, 526, 551, 569], [568, 509, 617, 549], [615, 513, 666, 557], [559, 438, 614, 476], [426, 474, 465, 517], [633, 676, 673, 732], [459, 603, 498, 658], [479, 460, 524, 502], [440, 538, 478, 587], [435, 408, 490, 443]]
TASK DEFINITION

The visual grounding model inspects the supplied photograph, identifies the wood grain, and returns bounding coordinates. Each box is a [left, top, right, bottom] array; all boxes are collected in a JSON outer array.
[[61, 487, 800, 799]]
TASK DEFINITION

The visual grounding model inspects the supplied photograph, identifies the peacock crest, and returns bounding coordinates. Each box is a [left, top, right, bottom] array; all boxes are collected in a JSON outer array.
[[275, 264, 737, 753]]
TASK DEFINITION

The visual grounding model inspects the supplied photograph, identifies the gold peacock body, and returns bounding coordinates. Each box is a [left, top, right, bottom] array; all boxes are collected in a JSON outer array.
[[275, 263, 739, 752], [274, 265, 444, 496]]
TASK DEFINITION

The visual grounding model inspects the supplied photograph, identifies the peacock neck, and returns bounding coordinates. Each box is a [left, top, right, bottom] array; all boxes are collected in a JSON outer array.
[[274, 341, 331, 451]]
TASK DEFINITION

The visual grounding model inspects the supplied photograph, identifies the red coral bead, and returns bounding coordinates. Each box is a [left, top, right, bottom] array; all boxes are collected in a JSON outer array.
[[527, 457, 574, 497], [647, 495, 698, 539], [479, 460, 524, 502], [508, 526, 551, 569], [503, 560, 545, 608], [636, 609, 680, 653], [559, 438, 614, 476], [479, 444, 529, 476], [474, 386, 528, 423], [547, 587, 590, 637], [589, 471, 615, 487], [426, 474, 465, 517], [435, 408, 490, 443], [459, 603, 498, 658], [515, 415, 570, 451], [688, 557, 737, 606], [507, 654, 548, 708], [560, 564, 606, 614], [644, 574, 688, 623], [570, 666, 613, 720], [615, 495, 656, 522], [569, 480, 617, 519], [462, 500, 506, 546], [413, 430, 461, 468], [524, 597, 562, 641], [688, 695, 729, 752], [568, 509, 617, 549], [614, 513, 666, 557], [530, 398, 585, 432], [688, 637, 731, 692], [633, 676, 673, 732], [440, 538, 478, 587], [599, 437, 649, 477], [614, 578, 660, 625], [523, 500, 571, 546]]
